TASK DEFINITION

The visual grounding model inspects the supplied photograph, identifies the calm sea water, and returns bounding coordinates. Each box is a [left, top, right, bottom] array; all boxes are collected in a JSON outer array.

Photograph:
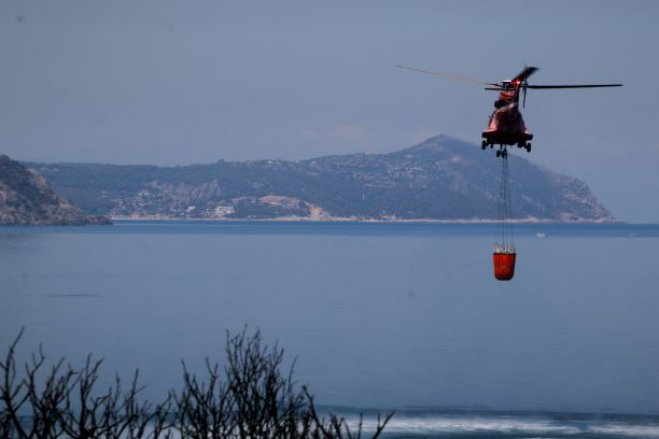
[[1, 221, 659, 437]]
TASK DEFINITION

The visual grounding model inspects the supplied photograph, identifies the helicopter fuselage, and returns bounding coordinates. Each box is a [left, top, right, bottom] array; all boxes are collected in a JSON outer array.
[[481, 101, 533, 153]]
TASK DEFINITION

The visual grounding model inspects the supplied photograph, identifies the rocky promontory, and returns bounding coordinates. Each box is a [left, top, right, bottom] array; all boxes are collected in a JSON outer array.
[[0, 155, 111, 225]]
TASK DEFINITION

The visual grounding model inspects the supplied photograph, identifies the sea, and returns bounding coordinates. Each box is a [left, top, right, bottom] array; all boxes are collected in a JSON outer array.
[[1, 221, 659, 438]]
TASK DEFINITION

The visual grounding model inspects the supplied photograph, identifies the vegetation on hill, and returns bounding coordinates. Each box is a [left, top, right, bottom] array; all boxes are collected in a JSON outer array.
[[29, 136, 614, 222]]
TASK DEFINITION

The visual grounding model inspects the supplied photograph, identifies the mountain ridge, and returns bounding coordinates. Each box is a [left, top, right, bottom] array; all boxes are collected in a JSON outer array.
[[26, 136, 615, 223]]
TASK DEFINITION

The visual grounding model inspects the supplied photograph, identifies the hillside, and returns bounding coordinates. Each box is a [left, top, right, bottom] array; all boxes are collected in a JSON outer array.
[[0, 155, 111, 225], [27, 136, 614, 222]]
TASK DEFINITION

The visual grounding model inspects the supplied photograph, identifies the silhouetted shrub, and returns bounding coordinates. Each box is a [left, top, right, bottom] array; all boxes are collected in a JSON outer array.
[[1, 328, 392, 438]]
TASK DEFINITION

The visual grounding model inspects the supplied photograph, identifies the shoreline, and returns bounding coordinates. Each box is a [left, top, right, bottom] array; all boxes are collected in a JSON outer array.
[[110, 215, 620, 225]]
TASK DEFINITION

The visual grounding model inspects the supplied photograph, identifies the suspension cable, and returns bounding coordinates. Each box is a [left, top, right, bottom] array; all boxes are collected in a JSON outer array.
[[497, 150, 515, 253]]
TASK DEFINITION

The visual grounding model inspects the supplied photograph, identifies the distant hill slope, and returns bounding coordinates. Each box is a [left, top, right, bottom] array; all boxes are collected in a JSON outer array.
[[27, 136, 614, 222], [0, 155, 110, 225]]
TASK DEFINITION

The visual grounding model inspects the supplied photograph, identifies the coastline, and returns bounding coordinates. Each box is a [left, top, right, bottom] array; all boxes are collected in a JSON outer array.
[[110, 215, 620, 225]]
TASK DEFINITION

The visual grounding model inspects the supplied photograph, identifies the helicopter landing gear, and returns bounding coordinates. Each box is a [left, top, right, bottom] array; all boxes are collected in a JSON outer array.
[[525, 142, 532, 153], [481, 140, 488, 150]]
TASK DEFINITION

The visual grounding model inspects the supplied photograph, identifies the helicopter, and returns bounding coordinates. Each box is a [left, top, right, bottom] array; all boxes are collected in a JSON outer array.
[[396, 65, 622, 157]]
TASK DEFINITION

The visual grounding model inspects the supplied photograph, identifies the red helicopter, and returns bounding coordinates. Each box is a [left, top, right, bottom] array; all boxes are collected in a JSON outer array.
[[396, 65, 622, 157]]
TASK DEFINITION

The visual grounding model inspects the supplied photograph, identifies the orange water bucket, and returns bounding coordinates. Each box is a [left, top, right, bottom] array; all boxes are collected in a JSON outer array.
[[493, 252, 516, 281]]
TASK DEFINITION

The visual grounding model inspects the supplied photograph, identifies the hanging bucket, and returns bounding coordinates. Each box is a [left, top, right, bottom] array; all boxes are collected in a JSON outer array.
[[493, 250, 516, 281]]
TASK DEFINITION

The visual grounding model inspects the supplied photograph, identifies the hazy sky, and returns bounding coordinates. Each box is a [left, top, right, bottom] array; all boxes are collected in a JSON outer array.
[[1, 1, 657, 221]]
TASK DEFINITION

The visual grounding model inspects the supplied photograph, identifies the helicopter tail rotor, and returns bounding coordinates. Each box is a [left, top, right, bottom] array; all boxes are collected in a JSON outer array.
[[517, 65, 535, 108]]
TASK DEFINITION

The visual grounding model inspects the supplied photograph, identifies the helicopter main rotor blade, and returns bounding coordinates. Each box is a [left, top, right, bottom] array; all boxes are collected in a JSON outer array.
[[526, 84, 622, 89], [510, 66, 539, 83], [396, 65, 498, 87]]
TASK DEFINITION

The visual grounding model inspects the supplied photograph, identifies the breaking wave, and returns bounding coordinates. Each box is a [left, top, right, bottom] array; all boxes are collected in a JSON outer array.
[[322, 407, 659, 438]]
